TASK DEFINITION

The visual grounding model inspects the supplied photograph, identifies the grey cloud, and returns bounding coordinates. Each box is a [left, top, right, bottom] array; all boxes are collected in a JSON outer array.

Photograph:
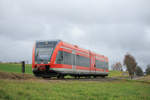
[[0, 0, 150, 70]]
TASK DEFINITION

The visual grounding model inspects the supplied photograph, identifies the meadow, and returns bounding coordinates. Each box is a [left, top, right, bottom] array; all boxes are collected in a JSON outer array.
[[0, 79, 150, 100], [0, 63, 32, 74], [0, 63, 150, 100]]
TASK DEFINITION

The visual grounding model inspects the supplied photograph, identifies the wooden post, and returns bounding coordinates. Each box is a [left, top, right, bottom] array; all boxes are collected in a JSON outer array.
[[22, 61, 25, 73]]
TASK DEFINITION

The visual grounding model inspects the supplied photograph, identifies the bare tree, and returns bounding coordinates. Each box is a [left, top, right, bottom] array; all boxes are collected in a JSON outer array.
[[123, 53, 137, 79], [112, 62, 123, 71]]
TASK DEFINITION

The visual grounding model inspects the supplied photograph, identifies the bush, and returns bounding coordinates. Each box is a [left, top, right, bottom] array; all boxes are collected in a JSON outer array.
[[135, 66, 144, 76], [146, 65, 150, 75]]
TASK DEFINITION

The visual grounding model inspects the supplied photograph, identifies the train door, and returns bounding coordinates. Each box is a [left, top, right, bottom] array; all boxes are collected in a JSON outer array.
[[72, 50, 76, 73], [94, 56, 97, 74], [89, 51, 94, 74], [90, 53, 96, 75], [89, 51, 92, 73]]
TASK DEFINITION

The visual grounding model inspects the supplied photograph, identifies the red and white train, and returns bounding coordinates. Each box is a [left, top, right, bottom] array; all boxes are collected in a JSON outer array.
[[32, 40, 109, 78]]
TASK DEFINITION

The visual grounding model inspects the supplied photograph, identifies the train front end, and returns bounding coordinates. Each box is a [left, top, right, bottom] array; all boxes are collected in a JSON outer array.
[[32, 40, 59, 77]]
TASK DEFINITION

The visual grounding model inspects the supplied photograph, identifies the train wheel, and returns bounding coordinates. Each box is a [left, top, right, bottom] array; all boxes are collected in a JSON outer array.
[[57, 75, 60, 79], [60, 75, 64, 79], [78, 76, 80, 79], [75, 76, 77, 79], [101, 75, 105, 78], [57, 75, 64, 79], [93, 76, 97, 78], [87, 76, 91, 78], [34, 74, 41, 77]]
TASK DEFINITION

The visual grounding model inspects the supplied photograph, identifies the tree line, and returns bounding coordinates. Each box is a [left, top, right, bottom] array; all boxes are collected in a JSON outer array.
[[111, 53, 150, 79]]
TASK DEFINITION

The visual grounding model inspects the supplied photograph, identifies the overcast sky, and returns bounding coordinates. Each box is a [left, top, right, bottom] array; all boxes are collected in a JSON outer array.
[[0, 0, 150, 70]]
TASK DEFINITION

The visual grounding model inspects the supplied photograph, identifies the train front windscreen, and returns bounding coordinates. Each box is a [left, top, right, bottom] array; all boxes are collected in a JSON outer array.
[[35, 41, 58, 64]]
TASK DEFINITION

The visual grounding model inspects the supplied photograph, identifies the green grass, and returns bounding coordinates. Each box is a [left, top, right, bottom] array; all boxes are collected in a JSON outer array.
[[108, 71, 129, 77], [0, 64, 150, 100], [0, 79, 150, 100], [0, 63, 32, 74]]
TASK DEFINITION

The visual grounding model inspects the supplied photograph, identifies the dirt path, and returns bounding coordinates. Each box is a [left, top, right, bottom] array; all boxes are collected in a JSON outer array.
[[0, 71, 36, 80], [132, 76, 145, 80]]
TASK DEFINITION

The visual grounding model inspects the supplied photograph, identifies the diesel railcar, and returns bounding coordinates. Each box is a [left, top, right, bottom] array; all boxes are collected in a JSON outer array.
[[32, 40, 109, 78]]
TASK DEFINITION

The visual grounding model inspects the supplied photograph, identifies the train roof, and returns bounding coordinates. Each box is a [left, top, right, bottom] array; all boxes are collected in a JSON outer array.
[[35, 40, 108, 61], [36, 40, 61, 43], [60, 40, 108, 60]]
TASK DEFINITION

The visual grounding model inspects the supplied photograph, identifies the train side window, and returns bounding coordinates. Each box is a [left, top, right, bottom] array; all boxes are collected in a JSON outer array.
[[96, 60, 104, 69], [104, 62, 108, 69], [56, 51, 63, 64], [63, 51, 73, 65], [76, 55, 90, 67]]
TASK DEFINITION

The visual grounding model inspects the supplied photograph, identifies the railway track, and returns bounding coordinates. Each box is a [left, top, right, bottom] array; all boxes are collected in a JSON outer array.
[[42, 77, 119, 82], [0, 71, 120, 82]]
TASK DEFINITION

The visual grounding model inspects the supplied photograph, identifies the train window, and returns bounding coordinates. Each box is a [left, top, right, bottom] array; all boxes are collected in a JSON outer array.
[[55, 51, 63, 64], [35, 41, 58, 64], [103, 62, 108, 69], [35, 48, 54, 64], [95, 60, 104, 69], [63, 51, 73, 65], [56, 50, 90, 67], [76, 55, 90, 67], [36, 41, 57, 48], [56, 51, 73, 65]]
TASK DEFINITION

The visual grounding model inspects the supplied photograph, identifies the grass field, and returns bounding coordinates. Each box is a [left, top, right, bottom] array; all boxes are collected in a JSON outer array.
[[0, 63, 150, 100], [109, 71, 129, 78], [0, 79, 150, 100], [0, 63, 32, 74]]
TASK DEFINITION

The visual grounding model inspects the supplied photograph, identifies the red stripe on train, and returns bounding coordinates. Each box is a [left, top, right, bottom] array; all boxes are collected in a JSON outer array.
[[76, 66, 90, 70], [51, 64, 72, 69], [95, 68, 104, 72], [51, 64, 106, 72]]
